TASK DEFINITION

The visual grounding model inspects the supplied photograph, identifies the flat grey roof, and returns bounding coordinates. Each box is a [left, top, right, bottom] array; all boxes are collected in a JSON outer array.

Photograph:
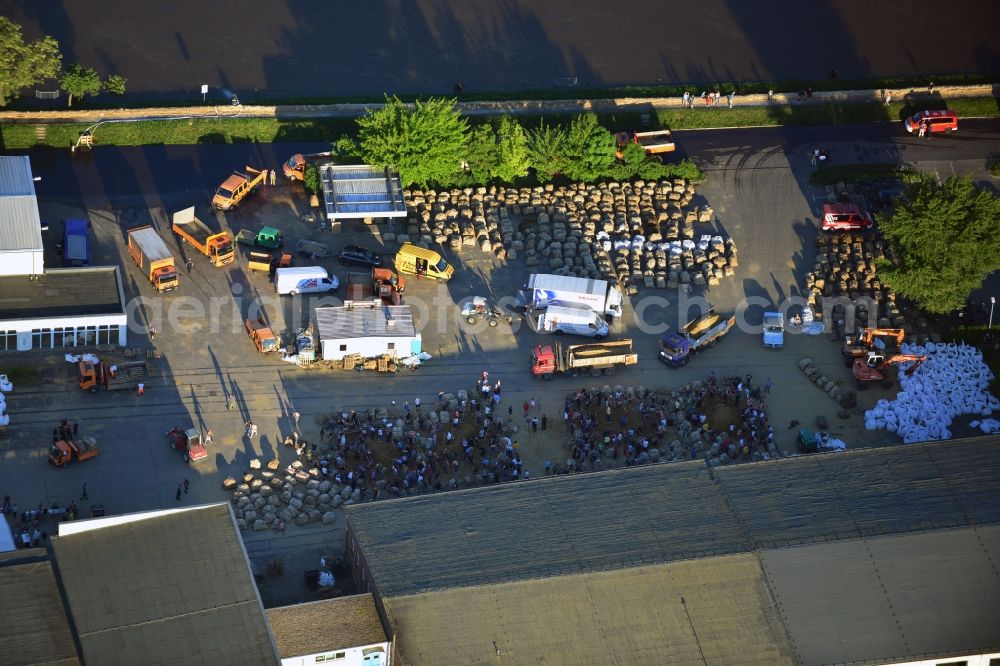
[[386, 555, 797, 666], [315, 304, 416, 341], [267, 594, 387, 656], [0, 556, 79, 665], [0, 155, 43, 253], [347, 461, 748, 597], [762, 525, 1000, 665], [52, 504, 278, 665], [319, 164, 407, 220], [715, 436, 1000, 547], [0, 267, 125, 320]]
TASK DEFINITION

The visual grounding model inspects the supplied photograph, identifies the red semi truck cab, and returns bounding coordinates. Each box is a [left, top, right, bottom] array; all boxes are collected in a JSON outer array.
[[531, 345, 557, 377]]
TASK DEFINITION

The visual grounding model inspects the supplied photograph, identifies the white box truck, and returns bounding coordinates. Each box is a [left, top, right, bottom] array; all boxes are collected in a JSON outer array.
[[517, 274, 624, 319], [275, 266, 339, 295], [528, 303, 609, 338]]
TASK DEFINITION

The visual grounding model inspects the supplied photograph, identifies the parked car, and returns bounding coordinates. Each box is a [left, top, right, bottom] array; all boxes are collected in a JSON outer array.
[[903, 109, 958, 135], [821, 203, 873, 231], [338, 245, 383, 268]]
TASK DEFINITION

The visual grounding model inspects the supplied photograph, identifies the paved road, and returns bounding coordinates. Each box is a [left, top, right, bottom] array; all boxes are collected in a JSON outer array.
[[3, 0, 999, 100], [9, 120, 1000, 203]]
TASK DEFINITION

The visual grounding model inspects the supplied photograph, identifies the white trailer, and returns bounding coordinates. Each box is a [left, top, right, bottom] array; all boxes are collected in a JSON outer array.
[[274, 266, 339, 295], [518, 274, 624, 319], [314, 304, 421, 361], [528, 303, 609, 338]]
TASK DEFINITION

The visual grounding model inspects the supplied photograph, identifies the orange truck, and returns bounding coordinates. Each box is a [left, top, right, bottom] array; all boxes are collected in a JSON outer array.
[[212, 166, 266, 210], [127, 226, 179, 292], [49, 437, 100, 466], [171, 207, 235, 267], [78, 359, 148, 392], [282, 152, 331, 181]]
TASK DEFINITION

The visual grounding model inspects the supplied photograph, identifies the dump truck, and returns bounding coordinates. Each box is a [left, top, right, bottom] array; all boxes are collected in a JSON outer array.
[[171, 207, 235, 267], [659, 307, 736, 367], [127, 226, 179, 292], [530, 339, 637, 380], [246, 316, 280, 353], [49, 437, 100, 466], [212, 166, 266, 210], [78, 360, 147, 392], [615, 129, 676, 157], [235, 227, 284, 250], [346, 269, 405, 304]]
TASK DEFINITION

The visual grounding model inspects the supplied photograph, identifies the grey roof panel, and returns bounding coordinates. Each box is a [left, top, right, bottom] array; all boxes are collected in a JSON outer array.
[[0, 559, 80, 665], [762, 525, 1000, 666], [715, 439, 1000, 547], [0, 155, 36, 196], [314, 304, 416, 340], [0, 266, 124, 319], [0, 195, 43, 252], [52, 504, 278, 665], [347, 462, 748, 597], [320, 164, 407, 219]]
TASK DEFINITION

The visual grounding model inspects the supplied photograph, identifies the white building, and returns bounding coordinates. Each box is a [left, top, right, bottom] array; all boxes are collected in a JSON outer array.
[[314, 304, 420, 361], [0, 156, 128, 351], [267, 595, 391, 666], [0, 155, 44, 276]]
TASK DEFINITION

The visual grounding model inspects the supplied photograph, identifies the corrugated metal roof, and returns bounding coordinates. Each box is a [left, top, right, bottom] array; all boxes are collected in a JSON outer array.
[[320, 164, 407, 220], [267, 594, 387, 656], [52, 504, 278, 665], [314, 304, 416, 341], [761, 525, 1000, 666], [0, 156, 43, 253], [0, 155, 36, 196], [385, 555, 796, 666], [0, 557, 80, 665], [347, 461, 748, 597]]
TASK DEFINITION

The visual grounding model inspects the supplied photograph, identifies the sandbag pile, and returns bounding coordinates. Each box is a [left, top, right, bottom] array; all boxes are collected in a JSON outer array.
[[796, 357, 857, 408], [399, 179, 738, 293], [864, 342, 998, 443], [806, 232, 906, 330]]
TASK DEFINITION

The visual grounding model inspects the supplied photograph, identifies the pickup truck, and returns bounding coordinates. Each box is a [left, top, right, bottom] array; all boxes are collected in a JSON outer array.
[[172, 207, 235, 267], [236, 227, 284, 250], [212, 166, 266, 210], [660, 308, 736, 367], [531, 339, 637, 380]]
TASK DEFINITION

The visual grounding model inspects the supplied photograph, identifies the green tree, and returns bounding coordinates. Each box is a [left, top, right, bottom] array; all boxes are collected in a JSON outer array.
[[303, 165, 321, 196], [562, 113, 616, 182], [493, 116, 530, 182], [60, 64, 101, 107], [356, 96, 469, 187], [102, 74, 127, 96], [331, 135, 360, 163], [876, 175, 1000, 314], [463, 124, 499, 185], [0, 17, 62, 107], [526, 122, 568, 182]]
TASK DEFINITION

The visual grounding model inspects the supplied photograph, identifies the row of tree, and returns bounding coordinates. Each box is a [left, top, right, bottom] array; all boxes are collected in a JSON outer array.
[[341, 96, 701, 188], [0, 17, 126, 107]]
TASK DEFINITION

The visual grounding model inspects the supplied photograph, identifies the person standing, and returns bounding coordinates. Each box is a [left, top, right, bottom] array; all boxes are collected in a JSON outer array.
[[293, 410, 301, 428], [884, 92, 892, 106], [137, 382, 144, 397], [531, 417, 538, 433], [261, 169, 269, 186], [183, 478, 189, 494], [682, 91, 690, 108], [185, 257, 194, 274], [269, 169, 277, 186], [727, 91, 735, 109], [175, 484, 182, 501], [148, 324, 157, 340]]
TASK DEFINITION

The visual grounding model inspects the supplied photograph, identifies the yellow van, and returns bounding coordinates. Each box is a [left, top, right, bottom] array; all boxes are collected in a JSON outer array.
[[394, 243, 454, 282]]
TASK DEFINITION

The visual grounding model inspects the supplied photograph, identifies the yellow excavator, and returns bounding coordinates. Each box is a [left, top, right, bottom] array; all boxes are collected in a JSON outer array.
[[841, 328, 905, 366]]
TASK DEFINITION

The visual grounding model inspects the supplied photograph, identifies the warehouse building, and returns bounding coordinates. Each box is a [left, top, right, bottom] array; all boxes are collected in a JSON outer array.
[[0, 155, 44, 277], [345, 437, 1000, 665], [0, 155, 128, 351], [314, 303, 420, 361]]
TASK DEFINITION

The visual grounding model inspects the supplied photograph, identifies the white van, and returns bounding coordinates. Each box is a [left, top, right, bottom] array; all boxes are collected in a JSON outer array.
[[532, 303, 609, 338], [275, 266, 339, 295]]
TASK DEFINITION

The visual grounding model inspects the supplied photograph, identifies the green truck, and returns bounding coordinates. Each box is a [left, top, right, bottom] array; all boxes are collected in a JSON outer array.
[[235, 226, 284, 250]]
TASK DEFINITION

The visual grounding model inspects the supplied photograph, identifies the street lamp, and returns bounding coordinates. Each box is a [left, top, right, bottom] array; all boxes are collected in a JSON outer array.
[[990, 296, 996, 330]]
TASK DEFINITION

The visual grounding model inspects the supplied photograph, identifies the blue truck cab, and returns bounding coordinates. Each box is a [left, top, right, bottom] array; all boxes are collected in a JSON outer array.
[[659, 332, 692, 367], [62, 218, 90, 267]]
